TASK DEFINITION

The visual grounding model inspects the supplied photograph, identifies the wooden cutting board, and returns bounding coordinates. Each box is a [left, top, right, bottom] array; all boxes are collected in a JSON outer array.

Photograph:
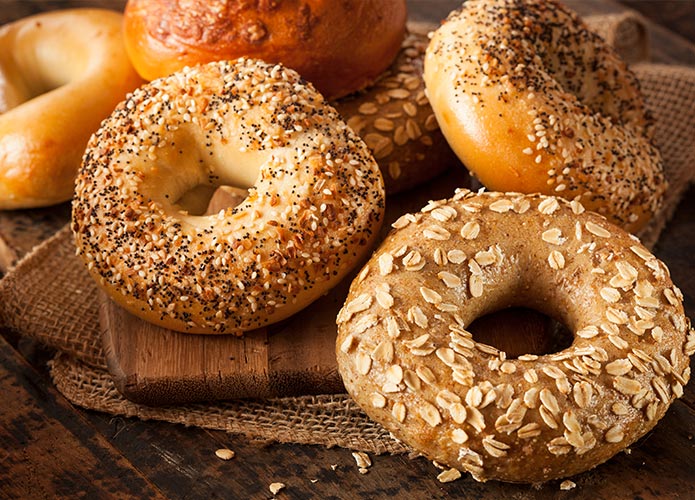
[[101, 168, 476, 406], [100, 279, 350, 405]]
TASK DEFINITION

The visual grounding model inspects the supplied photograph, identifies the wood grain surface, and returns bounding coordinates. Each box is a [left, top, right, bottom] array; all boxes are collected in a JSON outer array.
[[0, 335, 166, 499], [1, 1, 694, 499], [101, 285, 346, 404]]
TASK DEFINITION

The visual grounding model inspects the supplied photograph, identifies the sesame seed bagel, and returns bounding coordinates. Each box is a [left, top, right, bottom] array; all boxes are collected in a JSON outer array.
[[336, 189, 693, 483], [423, 0, 667, 233], [334, 30, 460, 194], [72, 59, 385, 335], [0, 9, 143, 209]]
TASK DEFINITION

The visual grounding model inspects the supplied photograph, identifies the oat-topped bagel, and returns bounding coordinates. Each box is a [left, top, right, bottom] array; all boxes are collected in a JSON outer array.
[[334, 30, 460, 194], [72, 59, 385, 335], [336, 189, 693, 483], [424, 0, 666, 233]]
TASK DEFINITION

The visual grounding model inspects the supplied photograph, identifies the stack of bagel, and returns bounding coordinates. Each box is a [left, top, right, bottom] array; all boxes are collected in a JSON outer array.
[[1, 0, 692, 486]]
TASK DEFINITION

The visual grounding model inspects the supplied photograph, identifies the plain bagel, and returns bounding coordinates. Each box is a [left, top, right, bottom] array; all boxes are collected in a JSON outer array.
[[0, 9, 143, 209], [73, 59, 385, 335], [336, 189, 693, 483], [424, 0, 666, 233]]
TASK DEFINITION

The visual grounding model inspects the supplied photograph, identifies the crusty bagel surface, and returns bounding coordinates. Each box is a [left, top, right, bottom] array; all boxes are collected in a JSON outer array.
[[123, 0, 407, 101], [337, 189, 693, 483], [424, 0, 666, 233], [73, 59, 385, 335]]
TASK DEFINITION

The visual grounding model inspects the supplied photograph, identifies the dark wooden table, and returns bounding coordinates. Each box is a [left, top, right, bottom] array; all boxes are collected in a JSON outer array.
[[2, 1, 694, 498]]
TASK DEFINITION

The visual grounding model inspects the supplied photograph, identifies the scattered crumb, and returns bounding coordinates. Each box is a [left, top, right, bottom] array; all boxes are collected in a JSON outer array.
[[310, 479, 318, 484], [560, 480, 576, 491], [352, 451, 372, 469], [437, 468, 462, 483], [432, 460, 446, 470], [214, 448, 235, 461], [269, 482, 285, 495], [624, 448, 632, 455], [330, 464, 338, 471], [358, 467, 369, 475], [470, 472, 486, 483]]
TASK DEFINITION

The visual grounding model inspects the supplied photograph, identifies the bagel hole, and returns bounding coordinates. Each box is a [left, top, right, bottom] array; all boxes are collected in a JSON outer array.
[[467, 307, 573, 359], [174, 185, 249, 215]]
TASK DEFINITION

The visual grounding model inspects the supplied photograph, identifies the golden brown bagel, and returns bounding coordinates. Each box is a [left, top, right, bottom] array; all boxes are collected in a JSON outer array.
[[0, 9, 143, 209], [123, 0, 407, 101], [424, 0, 666, 233], [337, 189, 693, 483], [73, 59, 385, 335]]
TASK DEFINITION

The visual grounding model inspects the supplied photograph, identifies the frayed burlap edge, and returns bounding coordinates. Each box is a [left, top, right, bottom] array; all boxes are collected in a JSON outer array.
[[50, 353, 408, 455]]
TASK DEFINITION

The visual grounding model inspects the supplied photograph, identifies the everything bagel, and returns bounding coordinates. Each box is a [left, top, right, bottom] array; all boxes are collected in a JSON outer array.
[[73, 59, 385, 335], [424, 0, 666, 233]]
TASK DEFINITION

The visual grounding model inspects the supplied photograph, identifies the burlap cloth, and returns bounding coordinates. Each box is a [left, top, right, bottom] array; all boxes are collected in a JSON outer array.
[[1, 13, 695, 456]]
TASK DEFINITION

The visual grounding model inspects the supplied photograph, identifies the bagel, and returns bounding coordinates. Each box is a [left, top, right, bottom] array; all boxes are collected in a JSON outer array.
[[72, 59, 385, 335], [0, 9, 143, 209], [424, 0, 666, 233], [336, 189, 693, 483], [123, 0, 407, 101], [334, 30, 460, 194]]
